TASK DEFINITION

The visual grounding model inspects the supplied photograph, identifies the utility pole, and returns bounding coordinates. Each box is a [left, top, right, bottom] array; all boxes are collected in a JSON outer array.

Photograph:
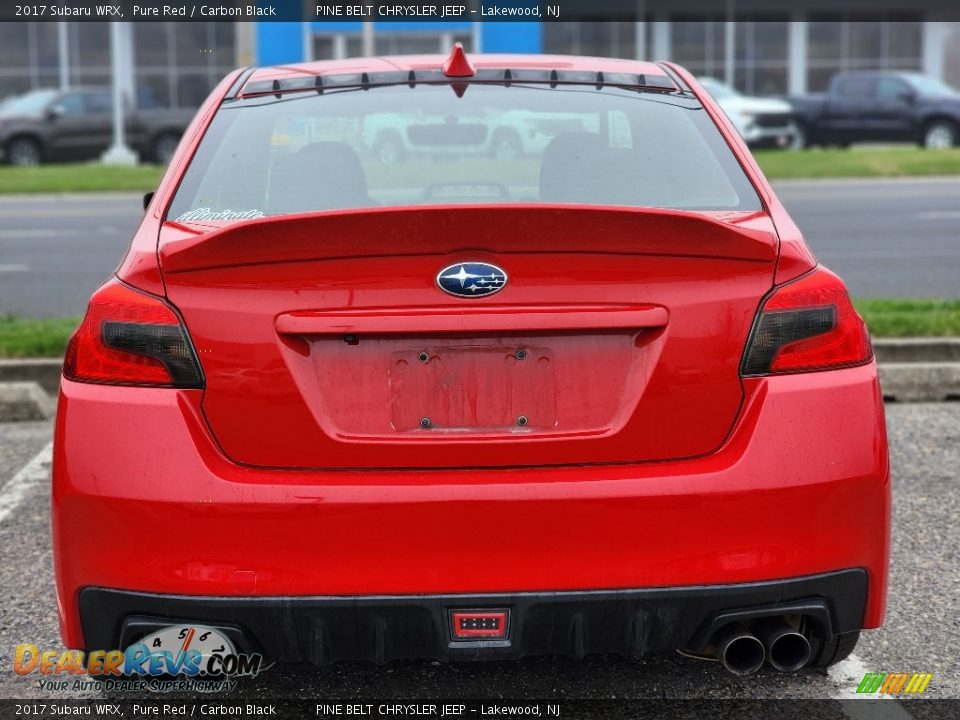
[[471, 18, 481, 53], [634, 0, 646, 60], [362, 21, 374, 56], [101, 22, 137, 165], [57, 23, 69, 90], [723, 0, 736, 87]]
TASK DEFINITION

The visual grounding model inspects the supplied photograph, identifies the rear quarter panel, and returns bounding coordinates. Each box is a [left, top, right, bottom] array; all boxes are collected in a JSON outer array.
[[115, 67, 248, 295], [662, 62, 817, 283]]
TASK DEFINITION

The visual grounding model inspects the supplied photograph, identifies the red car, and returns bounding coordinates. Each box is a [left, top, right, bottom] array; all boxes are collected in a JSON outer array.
[[53, 47, 889, 677]]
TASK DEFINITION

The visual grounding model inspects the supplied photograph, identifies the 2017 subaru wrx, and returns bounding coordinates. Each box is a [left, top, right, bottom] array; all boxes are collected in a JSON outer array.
[[53, 47, 889, 676]]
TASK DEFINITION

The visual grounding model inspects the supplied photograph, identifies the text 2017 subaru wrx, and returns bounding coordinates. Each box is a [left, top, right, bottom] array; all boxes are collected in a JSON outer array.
[[53, 48, 889, 676]]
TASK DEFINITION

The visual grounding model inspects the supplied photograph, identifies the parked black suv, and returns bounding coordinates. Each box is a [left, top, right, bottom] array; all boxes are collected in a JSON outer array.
[[787, 72, 960, 149]]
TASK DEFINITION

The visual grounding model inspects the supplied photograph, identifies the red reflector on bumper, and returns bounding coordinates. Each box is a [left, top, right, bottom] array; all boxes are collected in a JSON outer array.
[[450, 610, 509, 639]]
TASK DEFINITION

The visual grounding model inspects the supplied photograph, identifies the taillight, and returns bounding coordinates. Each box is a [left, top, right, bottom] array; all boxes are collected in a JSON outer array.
[[741, 266, 872, 376], [63, 279, 204, 388]]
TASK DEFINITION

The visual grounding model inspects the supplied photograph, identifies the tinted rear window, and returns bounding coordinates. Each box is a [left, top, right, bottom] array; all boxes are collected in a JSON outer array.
[[168, 83, 761, 221]]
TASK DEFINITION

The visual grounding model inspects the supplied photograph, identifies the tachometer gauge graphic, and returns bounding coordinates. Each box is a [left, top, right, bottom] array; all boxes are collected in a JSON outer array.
[[132, 624, 236, 677]]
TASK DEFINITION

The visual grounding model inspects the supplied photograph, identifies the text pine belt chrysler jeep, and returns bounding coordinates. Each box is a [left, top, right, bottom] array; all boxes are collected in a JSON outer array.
[[54, 47, 889, 677]]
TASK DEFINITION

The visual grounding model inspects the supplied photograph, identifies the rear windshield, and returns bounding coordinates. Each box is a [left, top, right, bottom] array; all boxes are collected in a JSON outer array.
[[168, 82, 761, 221]]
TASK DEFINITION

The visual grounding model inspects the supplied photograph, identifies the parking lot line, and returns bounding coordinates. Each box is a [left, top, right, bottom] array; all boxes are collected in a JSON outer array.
[[0, 229, 87, 238], [0, 208, 133, 218], [0, 441, 51, 525], [916, 210, 960, 220], [831, 653, 915, 718]]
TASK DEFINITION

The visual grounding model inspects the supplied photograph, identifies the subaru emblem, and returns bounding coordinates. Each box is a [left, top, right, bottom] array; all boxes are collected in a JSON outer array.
[[436, 262, 508, 298]]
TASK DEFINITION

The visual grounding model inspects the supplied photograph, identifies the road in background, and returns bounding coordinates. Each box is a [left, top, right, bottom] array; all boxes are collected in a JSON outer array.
[[0, 194, 140, 317], [0, 177, 959, 318], [0, 403, 957, 702], [776, 177, 960, 299]]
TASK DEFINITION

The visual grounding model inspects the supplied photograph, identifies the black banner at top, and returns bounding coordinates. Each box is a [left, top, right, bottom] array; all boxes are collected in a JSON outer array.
[[2, 0, 625, 23], [6, 0, 958, 23]]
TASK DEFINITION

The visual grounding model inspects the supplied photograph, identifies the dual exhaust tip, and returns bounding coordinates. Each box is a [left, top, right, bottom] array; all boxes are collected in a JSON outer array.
[[713, 620, 812, 676]]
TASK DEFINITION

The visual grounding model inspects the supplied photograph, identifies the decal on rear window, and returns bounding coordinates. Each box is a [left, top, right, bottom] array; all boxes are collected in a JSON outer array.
[[176, 208, 265, 222]]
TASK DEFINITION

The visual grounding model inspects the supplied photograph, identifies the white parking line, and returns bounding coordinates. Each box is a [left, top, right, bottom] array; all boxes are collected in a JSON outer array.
[[0, 229, 86, 239], [0, 192, 141, 203], [0, 264, 29, 272], [830, 653, 914, 719], [0, 442, 52, 525], [829, 653, 871, 697], [0, 208, 134, 219], [917, 210, 960, 220]]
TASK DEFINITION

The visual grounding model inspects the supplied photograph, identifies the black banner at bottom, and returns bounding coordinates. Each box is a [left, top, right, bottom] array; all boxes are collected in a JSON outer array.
[[1, 700, 959, 720]]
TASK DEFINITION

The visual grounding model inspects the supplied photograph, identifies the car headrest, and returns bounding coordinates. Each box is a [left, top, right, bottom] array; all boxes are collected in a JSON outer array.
[[538, 131, 609, 204], [269, 141, 369, 214]]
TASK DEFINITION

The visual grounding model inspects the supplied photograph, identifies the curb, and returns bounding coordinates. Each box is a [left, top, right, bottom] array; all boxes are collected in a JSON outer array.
[[872, 338, 960, 364], [0, 382, 56, 422], [770, 175, 960, 187], [1, 341, 958, 422], [878, 363, 960, 403], [0, 359, 62, 423], [0, 358, 63, 396]]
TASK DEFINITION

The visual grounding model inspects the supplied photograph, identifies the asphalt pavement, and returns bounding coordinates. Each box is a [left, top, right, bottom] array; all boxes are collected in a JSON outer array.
[[0, 403, 957, 706], [0, 177, 958, 318]]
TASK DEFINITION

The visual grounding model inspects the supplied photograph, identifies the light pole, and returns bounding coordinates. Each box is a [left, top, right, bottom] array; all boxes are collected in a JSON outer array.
[[362, 21, 374, 56], [101, 22, 137, 165], [57, 22, 69, 90], [723, 0, 736, 87]]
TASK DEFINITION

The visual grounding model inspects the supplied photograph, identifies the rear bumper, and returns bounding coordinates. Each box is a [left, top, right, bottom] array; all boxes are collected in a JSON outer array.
[[52, 362, 889, 651], [80, 570, 867, 663]]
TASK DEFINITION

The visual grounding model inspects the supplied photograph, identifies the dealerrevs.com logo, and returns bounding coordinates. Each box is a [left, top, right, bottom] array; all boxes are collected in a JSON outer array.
[[14, 624, 266, 692]]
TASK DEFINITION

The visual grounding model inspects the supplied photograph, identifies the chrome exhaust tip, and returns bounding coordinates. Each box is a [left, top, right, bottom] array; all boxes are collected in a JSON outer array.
[[758, 620, 812, 673], [714, 624, 765, 676]]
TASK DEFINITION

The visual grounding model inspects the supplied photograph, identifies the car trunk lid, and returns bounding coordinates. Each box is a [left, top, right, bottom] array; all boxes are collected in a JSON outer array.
[[160, 205, 777, 470]]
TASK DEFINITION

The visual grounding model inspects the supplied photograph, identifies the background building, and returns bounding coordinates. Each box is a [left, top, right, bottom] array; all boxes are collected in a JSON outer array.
[[0, 22, 238, 107], [1, 8, 958, 108], [262, 15, 960, 95]]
